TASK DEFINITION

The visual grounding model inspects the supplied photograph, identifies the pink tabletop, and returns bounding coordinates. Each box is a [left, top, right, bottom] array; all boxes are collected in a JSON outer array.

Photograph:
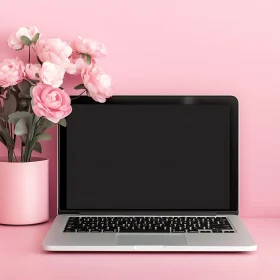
[[0, 218, 279, 280]]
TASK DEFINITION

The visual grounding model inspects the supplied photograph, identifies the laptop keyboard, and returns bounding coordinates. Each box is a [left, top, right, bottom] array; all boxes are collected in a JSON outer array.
[[64, 217, 235, 233]]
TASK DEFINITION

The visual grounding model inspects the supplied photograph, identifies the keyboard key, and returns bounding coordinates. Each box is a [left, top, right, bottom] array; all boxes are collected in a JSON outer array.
[[64, 228, 76, 232], [77, 229, 89, 232]]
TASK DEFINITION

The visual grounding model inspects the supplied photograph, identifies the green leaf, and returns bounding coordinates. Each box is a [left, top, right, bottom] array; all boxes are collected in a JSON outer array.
[[0, 114, 8, 121], [17, 99, 29, 111], [8, 111, 33, 126], [9, 85, 21, 99], [20, 36, 32, 46], [74, 84, 86, 90], [0, 127, 14, 150], [33, 141, 42, 153], [34, 115, 40, 123], [18, 91, 30, 99], [2, 93, 17, 116], [0, 93, 17, 121], [32, 33, 40, 44], [35, 118, 54, 135], [36, 133, 52, 141], [18, 80, 32, 98], [85, 54, 91, 65], [58, 118, 67, 127], [14, 119, 28, 136], [21, 135, 27, 145], [81, 53, 91, 64], [0, 119, 5, 129]]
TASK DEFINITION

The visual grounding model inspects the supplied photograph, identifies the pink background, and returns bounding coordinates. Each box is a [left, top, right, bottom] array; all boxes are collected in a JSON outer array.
[[0, 0, 279, 218]]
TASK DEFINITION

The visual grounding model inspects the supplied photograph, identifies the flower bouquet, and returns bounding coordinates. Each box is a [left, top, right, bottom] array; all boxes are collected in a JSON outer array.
[[0, 25, 113, 162], [0, 26, 112, 225]]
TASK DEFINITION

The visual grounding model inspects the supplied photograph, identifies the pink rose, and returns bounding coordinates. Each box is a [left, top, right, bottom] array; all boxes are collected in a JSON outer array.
[[31, 83, 72, 123], [72, 36, 106, 58], [8, 26, 39, 50], [66, 52, 88, 75], [82, 64, 112, 103], [0, 58, 25, 88], [25, 63, 41, 80], [40, 62, 65, 88], [35, 38, 72, 70]]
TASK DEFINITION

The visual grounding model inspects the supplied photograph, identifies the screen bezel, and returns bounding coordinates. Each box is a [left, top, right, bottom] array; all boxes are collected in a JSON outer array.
[[58, 96, 238, 215]]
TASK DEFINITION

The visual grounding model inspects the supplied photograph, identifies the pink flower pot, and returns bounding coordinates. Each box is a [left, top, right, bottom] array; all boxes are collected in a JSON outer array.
[[0, 157, 49, 225]]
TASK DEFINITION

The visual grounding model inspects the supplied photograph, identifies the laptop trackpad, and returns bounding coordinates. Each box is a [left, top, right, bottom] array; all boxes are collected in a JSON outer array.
[[116, 234, 187, 246]]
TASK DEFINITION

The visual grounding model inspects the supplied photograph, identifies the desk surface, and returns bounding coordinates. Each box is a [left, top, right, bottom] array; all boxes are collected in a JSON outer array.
[[0, 218, 279, 280]]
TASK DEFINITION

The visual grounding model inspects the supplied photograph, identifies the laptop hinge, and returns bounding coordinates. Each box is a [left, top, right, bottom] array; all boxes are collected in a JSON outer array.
[[59, 210, 238, 216], [77, 211, 222, 216]]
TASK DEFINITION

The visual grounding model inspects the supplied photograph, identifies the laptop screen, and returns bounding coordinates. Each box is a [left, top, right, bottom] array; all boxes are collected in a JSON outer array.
[[65, 103, 231, 210]]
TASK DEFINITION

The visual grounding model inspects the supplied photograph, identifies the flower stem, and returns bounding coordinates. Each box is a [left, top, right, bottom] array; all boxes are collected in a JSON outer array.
[[28, 46, 31, 63], [21, 143, 24, 162], [13, 133, 17, 162], [23, 115, 41, 162], [71, 90, 86, 100], [8, 150, 13, 162], [13, 151, 18, 162]]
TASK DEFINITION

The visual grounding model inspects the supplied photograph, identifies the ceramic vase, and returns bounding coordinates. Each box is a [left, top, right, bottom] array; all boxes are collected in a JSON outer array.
[[0, 157, 49, 225]]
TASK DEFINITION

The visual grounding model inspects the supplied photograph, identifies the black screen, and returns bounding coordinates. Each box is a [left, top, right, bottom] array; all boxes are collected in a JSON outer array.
[[66, 104, 230, 210]]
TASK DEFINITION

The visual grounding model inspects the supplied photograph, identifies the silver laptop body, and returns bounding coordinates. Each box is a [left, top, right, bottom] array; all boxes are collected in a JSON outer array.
[[43, 96, 257, 252]]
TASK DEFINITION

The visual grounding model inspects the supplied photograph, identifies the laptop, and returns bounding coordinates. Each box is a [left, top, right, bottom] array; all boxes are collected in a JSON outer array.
[[42, 95, 257, 252]]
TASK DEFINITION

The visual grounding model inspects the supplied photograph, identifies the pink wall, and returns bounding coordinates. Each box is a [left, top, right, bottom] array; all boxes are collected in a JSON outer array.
[[0, 0, 280, 217]]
